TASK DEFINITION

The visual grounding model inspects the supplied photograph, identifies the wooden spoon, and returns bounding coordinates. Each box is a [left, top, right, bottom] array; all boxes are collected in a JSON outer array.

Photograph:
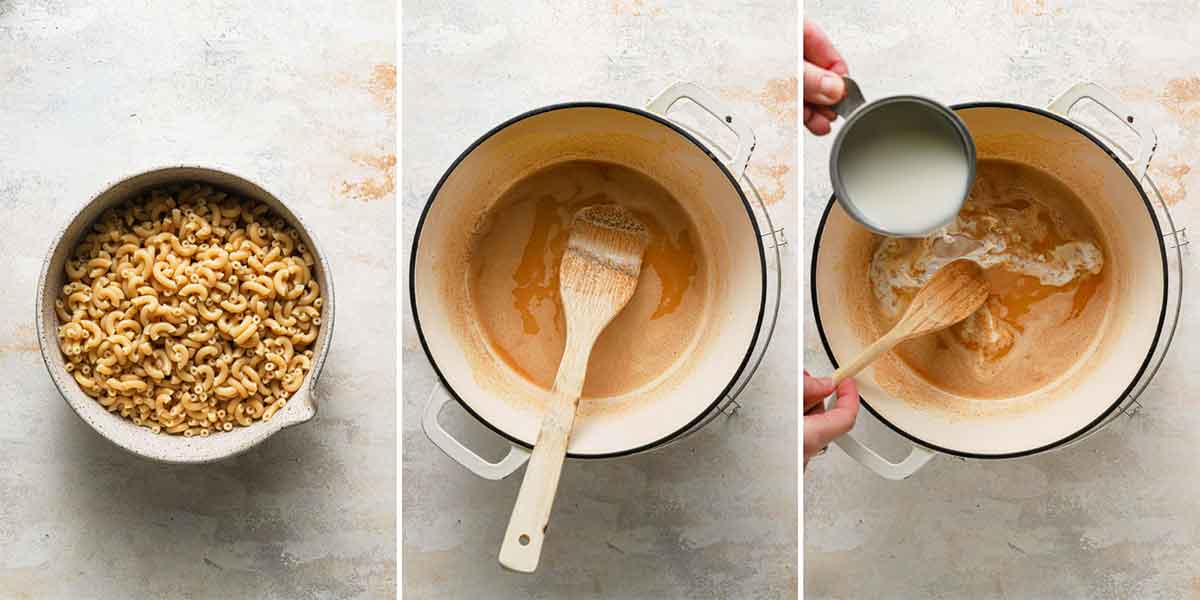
[[499, 204, 650, 573], [832, 259, 989, 385]]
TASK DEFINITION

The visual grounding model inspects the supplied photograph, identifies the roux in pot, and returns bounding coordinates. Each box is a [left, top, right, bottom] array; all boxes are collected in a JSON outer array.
[[468, 160, 708, 398], [868, 159, 1112, 398]]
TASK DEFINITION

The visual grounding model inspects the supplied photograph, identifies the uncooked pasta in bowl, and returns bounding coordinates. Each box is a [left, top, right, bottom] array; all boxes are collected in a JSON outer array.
[[55, 184, 324, 436], [37, 166, 335, 463]]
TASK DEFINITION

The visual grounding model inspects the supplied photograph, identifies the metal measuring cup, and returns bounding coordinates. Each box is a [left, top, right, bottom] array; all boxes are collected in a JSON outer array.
[[828, 77, 977, 237]]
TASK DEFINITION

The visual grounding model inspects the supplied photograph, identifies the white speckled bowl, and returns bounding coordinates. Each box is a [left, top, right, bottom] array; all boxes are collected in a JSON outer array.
[[36, 167, 335, 464]]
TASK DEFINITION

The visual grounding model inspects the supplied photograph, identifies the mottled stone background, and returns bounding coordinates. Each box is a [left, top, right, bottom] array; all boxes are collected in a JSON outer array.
[[805, 1, 1200, 598], [0, 1, 395, 598], [402, 1, 797, 598]]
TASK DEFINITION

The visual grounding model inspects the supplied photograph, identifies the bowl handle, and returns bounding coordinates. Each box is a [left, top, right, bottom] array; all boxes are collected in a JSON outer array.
[[647, 81, 757, 179], [423, 384, 530, 480], [1048, 82, 1157, 179]]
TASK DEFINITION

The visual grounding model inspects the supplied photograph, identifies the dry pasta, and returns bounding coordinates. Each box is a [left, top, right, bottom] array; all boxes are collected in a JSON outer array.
[[55, 183, 323, 435]]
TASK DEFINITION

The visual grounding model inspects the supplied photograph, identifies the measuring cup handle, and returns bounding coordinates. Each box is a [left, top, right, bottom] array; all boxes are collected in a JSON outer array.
[[831, 76, 866, 118]]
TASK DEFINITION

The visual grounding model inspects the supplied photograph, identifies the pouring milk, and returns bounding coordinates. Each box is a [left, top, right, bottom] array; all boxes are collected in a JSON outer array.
[[830, 79, 975, 238]]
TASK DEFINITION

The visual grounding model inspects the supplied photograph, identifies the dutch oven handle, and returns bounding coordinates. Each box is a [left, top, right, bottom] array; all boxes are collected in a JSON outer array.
[[647, 81, 757, 179], [1048, 82, 1157, 179], [423, 384, 530, 480], [825, 395, 936, 480]]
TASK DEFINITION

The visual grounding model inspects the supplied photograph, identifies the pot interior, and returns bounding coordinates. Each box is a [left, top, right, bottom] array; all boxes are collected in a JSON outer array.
[[413, 104, 765, 456], [813, 105, 1166, 457]]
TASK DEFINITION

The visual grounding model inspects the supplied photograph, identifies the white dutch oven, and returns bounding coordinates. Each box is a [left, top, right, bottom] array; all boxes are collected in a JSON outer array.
[[812, 83, 1183, 479], [413, 82, 781, 478]]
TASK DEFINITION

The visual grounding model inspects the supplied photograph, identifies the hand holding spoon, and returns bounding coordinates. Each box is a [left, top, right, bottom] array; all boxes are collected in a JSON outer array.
[[832, 259, 989, 385], [499, 205, 649, 573]]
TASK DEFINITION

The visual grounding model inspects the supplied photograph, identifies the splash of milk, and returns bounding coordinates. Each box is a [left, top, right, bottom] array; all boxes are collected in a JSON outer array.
[[870, 209, 1104, 317]]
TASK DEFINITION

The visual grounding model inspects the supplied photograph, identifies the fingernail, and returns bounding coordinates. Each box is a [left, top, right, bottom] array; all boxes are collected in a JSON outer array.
[[820, 74, 843, 102], [817, 377, 833, 389]]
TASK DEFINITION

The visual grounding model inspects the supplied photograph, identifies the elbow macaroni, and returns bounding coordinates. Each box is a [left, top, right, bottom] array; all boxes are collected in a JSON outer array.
[[55, 184, 323, 435]]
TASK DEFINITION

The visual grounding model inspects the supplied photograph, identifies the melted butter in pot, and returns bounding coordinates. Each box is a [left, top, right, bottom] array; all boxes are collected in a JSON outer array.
[[868, 159, 1112, 398], [468, 160, 708, 398]]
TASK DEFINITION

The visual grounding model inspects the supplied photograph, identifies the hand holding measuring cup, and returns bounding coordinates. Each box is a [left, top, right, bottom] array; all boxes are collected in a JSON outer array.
[[805, 20, 976, 237]]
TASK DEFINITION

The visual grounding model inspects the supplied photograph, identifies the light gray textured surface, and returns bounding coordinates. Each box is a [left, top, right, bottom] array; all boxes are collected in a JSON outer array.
[[402, 1, 797, 598], [0, 2, 395, 598], [804, 2, 1200, 598]]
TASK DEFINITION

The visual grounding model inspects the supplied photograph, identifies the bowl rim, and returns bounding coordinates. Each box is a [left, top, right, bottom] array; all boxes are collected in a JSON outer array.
[[36, 165, 336, 464]]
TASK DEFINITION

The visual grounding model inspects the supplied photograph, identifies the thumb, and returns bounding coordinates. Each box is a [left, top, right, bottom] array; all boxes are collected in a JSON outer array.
[[804, 61, 845, 106], [805, 379, 860, 448]]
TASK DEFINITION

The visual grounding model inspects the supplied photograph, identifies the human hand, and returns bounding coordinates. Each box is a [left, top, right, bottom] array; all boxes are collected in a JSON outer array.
[[803, 19, 849, 136], [803, 371, 860, 469]]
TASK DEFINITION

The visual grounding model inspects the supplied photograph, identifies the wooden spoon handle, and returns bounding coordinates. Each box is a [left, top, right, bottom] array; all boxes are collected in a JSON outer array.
[[498, 392, 578, 572], [499, 329, 596, 573], [831, 331, 900, 386]]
